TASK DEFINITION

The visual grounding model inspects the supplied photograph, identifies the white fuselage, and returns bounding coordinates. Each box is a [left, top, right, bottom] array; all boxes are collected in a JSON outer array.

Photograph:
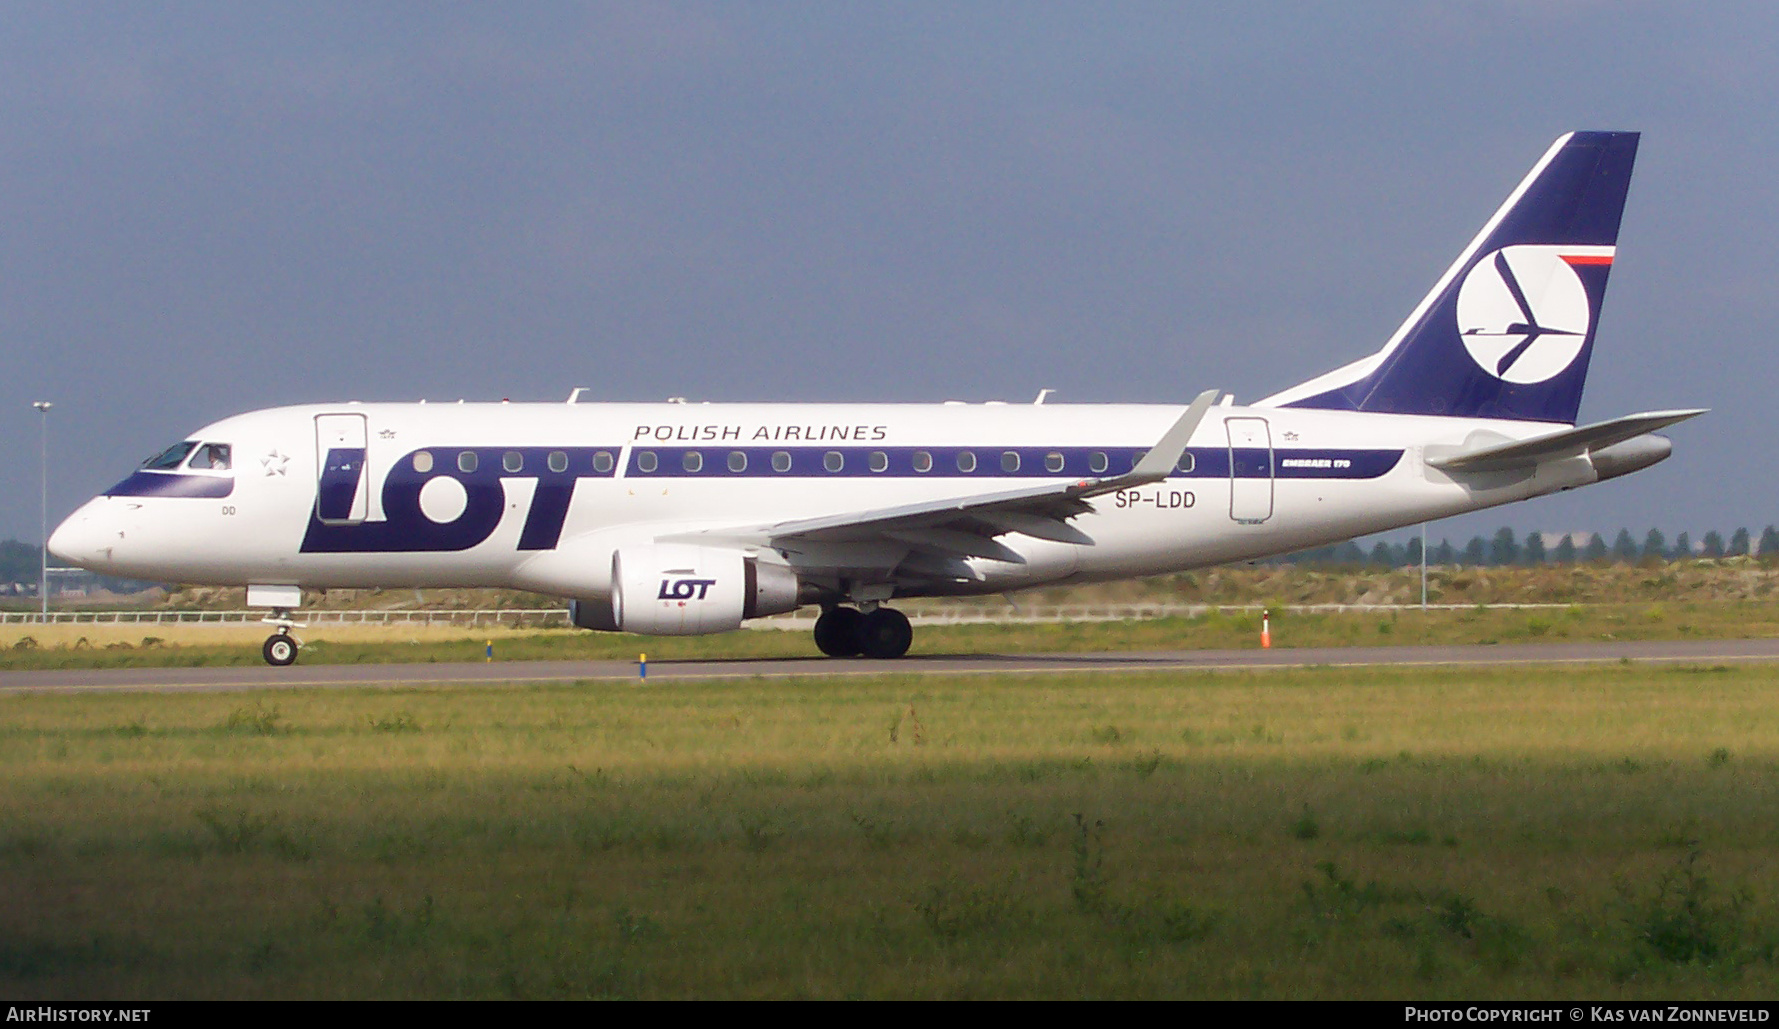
[[50, 400, 1594, 605], [45, 132, 1692, 662]]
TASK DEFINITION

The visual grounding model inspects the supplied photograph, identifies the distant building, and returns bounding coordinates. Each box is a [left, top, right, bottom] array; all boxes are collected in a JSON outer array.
[[1, 568, 155, 600]]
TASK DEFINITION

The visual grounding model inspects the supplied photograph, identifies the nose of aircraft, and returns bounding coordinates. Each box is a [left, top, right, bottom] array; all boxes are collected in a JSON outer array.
[[47, 502, 115, 571]]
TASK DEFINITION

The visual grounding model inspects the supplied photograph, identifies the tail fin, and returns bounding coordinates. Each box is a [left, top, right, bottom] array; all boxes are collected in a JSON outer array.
[[1261, 131, 1639, 424]]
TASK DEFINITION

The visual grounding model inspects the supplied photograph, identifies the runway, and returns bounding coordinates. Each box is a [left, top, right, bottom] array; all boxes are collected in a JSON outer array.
[[5, 638, 1779, 694]]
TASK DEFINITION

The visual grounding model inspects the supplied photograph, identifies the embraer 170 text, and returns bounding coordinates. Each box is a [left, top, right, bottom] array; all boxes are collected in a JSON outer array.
[[50, 132, 1702, 665]]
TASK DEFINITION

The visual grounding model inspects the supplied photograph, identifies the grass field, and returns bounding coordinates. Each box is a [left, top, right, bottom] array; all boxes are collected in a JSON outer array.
[[4, 662, 1779, 998], [7, 599, 1779, 671]]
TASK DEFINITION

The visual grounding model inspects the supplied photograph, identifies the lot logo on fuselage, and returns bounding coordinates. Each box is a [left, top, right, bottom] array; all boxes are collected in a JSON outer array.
[[1454, 246, 1593, 384], [300, 446, 616, 554]]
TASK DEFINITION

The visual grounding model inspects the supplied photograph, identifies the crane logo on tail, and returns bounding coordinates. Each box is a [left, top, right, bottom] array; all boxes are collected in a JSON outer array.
[[1456, 245, 1608, 384]]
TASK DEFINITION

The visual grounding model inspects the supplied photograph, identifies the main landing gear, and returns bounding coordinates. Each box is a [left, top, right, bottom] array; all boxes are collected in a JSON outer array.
[[261, 609, 303, 667], [814, 605, 913, 659]]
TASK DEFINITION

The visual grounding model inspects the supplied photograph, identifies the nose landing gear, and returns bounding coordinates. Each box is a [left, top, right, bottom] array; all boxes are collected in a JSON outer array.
[[262, 632, 298, 666], [260, 609, 303, 667], [813, 605, 912, 659]]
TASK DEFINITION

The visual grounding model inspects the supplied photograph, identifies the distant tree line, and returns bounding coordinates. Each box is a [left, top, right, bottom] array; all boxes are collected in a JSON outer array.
[[0, 539, 39, 584], [1276, 526, 1779, 569]]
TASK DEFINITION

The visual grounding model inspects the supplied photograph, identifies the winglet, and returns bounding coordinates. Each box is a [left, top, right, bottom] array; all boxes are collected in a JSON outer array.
[[1074, 388, 1220, 498]]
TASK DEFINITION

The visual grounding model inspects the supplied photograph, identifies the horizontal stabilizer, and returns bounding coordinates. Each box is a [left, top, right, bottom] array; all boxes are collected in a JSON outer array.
[[1426, 409, 1706, 473]]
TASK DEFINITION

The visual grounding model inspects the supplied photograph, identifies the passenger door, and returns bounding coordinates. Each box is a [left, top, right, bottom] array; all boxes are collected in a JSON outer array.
[[314, 413, 369, 524]]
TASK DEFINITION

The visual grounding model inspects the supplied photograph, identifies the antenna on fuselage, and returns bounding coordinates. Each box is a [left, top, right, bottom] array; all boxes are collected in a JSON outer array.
[[1034, 389, 1055, 405], [566, 387, 587, 404]]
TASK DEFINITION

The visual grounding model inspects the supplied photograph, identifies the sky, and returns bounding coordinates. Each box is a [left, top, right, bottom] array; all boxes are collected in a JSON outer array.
[[4, 2, 1775, 550]]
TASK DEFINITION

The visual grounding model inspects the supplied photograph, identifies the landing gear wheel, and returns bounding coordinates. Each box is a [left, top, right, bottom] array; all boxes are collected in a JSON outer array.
[[813, 607, 864, 657], [262, 633, 298, 667], [857, 607, 913, 659]]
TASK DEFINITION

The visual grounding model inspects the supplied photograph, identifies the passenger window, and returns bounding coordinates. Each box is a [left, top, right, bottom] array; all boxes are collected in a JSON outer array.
[[593, 451, 614, 473], [683, 451, 703, 473], [869, 451, 889, 473], [913, 450, 933, 473], [637, 451, 657, 473], [458, 451, 478, 473], [413, 451, 434, 473], [1045, 451, 1065, 473], [1176, 452, 1195, 474], [1089, 451, 1108, 474], [503, 451, 524, 473], [1001, 451, 1020, 473], [772, 451, 792, 473], [728, 451, 747, 472], [190, 443, 232, 471], [824, 451, 844, 473], [143, 441, 197, 471], [548, 451, 568, 473], [956, 451, 977, 473]]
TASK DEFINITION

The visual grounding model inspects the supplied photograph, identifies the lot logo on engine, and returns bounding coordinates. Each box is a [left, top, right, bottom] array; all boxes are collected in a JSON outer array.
[[658, 578, 718, 602]]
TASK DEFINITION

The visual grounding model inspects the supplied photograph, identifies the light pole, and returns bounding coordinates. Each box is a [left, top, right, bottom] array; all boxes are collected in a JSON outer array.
[[1421, 522, 1428, 610], [33, 401, 51, 621]]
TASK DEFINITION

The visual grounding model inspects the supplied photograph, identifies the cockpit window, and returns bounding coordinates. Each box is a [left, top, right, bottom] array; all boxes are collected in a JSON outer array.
[[188, 443, 232, 471], [142, 441, 198, 470]]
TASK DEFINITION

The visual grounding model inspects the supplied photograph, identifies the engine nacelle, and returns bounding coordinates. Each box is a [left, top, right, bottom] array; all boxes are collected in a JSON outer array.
[[597, 544, 799, 636]]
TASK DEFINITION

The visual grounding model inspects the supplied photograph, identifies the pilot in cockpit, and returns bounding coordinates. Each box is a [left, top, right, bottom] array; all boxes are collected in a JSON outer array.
[[188, 443, 232, 471]]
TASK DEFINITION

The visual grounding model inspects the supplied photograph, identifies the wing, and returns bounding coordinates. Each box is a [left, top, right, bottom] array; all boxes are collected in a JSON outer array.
[[660, 389, 1221, 583]]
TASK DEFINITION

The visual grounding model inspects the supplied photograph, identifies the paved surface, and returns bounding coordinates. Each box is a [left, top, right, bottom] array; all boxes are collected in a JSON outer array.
[[4, 638, 1779, 694]]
